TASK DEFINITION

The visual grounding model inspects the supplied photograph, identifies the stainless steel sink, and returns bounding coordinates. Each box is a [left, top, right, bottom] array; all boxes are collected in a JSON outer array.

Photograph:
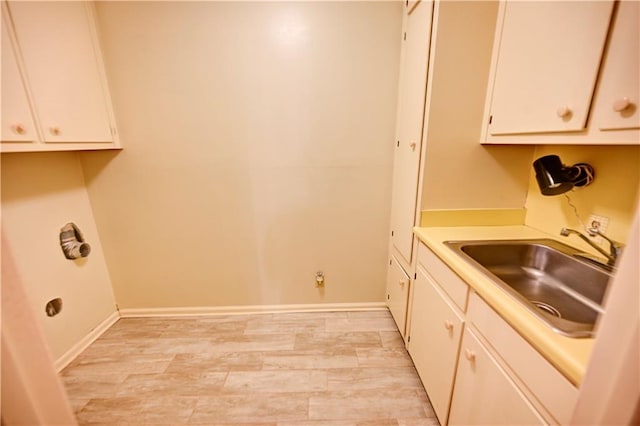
[[444, 239, 613, 338]]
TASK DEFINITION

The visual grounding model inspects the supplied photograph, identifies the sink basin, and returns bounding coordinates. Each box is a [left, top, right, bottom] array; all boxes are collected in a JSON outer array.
[[444, 239, 613, 338]]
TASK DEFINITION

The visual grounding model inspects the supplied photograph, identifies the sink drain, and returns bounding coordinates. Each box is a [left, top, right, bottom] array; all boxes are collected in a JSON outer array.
[[531, 301, 562, 318]]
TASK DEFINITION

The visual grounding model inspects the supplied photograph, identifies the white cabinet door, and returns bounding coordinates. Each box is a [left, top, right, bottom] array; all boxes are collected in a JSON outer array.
[[487, 1, 614, 135], [408, 263, 464, 425], [389, 0, 433, 265], [1, 12, 37, 144], [7, 1, 113, 143], [387, 255, 410, 335], [449, 328, 547, 426], [592, 0, 639, 132], [406, 0, 420, 15]]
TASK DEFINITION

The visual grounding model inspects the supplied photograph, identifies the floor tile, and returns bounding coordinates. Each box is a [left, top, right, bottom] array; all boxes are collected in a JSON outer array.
[[165, 351, 265, 374], [62, 374, 127, 399], [262, 349, 359, 370], [397, 418, 441, 426], [356, 347, 414, 367], [325, 317, 398, 333], [294, 332, 382, 351], [327, 367, 424, 391], [116, 372, 227, 397], [224, 370, 327, 393], [278, 420, 397, 426], [77, 396, 198, 424], [62, 353, 174, 376], [308, 389, 431, 421], [379, 331, 406, 349], [190, 394, 308, 423], [347, 310, 395, 319], [244, 317, 326, 335], [208, 333, 296, 352]]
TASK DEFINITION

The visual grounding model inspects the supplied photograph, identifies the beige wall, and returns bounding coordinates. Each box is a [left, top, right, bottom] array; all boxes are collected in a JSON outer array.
[[1, 152, 117, 360], [525, 145, 640, 246], [80, 1, 402, 309], [420, 0, 533, 211]]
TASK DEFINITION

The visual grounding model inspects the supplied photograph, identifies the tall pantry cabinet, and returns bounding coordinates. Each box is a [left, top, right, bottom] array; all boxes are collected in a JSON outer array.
[[386, 0, 433, 339]]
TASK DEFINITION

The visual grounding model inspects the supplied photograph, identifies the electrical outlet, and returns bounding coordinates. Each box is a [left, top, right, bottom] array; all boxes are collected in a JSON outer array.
[[587, 214, 609, 244]]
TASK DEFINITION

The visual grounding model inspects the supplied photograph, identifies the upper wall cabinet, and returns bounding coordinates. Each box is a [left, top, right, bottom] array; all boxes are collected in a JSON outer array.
[[482, 0, 639, 145], [590, 1, 640, 133], [1, 1, 120, 152]]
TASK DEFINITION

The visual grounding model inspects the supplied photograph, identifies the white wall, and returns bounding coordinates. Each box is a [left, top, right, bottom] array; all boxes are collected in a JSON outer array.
[[80, 1, 403, 309], [1, 152, 117, 360]]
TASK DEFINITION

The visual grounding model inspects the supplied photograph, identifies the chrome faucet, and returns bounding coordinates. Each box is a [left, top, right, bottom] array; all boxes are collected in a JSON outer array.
[[560, 227, 624, 267]]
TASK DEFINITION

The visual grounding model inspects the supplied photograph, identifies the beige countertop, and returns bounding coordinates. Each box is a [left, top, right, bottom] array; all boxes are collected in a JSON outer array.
[[413, 225, 595, 386]]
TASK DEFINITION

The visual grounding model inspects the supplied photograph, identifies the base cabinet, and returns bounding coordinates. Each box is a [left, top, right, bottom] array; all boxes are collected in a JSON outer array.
[[409, 242, 578, 425], [386, 255, 411, 336], [408, 262, 464, 425], [448, 328, 546, 425]]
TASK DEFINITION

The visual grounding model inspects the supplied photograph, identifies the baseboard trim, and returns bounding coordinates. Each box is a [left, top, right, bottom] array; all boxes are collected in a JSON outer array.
[[55, 310, 120, 372], [119, 302, 388, 318]]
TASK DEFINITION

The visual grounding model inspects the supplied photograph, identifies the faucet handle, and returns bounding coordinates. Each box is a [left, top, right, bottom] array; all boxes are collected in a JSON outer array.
[[587, 227, 624, 258]]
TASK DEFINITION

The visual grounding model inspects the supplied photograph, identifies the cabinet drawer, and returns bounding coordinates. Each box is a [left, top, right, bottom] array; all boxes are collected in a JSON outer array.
[[417, 243, 469, 311], [467, 292, 578, 425]]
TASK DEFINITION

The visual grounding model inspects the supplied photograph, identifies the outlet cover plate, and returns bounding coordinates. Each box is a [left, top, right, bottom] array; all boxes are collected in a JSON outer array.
[[587, 214, 609, 244]]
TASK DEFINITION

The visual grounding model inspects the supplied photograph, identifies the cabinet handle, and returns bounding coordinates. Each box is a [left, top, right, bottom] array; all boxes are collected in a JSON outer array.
[[612, 97, 631, 112], [50, 126, 61, 136], [12, 123, 26, 135], [444, 320, 454, 332], [556, 106, 572, 119], [464, 348, 476, 362], [409, 142, 417, 151]]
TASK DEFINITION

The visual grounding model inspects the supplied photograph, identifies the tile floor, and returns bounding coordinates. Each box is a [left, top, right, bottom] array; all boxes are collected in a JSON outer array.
[[61, 310, 440, 425]]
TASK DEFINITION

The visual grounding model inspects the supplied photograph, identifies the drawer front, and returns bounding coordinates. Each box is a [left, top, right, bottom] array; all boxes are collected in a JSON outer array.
[[467, 292, 578, 424], [417, 243, 469, 311], [409, 265, 464, 424]]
